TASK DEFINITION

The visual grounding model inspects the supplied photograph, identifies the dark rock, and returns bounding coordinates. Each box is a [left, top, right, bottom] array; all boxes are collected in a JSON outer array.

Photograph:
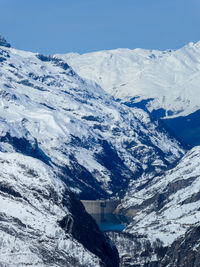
[[0, 56, 6, 62], [0, 36, 11, 48], [161, 225, 200, 267], [0, 132, 51, 165]]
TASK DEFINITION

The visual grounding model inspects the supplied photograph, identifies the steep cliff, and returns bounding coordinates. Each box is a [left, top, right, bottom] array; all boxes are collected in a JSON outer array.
[[0, 151, 119, 266]]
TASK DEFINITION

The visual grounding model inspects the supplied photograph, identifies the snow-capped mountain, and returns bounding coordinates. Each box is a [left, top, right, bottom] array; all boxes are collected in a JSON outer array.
[[57, 42, 200, 146], [0, 151, 119, 267], [0, 41, 184, 201], [58, 41, 200, 118], [1, 37, 197, 266]]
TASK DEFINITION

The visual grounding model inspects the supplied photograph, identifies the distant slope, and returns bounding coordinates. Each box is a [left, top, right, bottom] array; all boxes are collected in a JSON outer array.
[[164, 109, 200, 146], [58, 41, 200, 118], [57, 42, 200, 146]]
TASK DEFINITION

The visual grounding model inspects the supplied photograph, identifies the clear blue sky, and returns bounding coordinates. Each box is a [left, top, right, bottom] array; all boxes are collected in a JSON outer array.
[[1, 0, 200, 54]]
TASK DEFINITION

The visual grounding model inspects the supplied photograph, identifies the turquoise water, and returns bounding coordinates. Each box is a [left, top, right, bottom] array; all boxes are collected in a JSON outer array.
[[91, 213, 129, 231]]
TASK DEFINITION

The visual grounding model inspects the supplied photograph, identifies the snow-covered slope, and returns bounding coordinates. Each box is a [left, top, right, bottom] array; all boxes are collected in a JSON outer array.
[[0, 151, 119, 267], [1, 37, 200, 266], [160, 224, 200, 267], [58, 41, 200, 118], [121, 146, 200, 246], [0, 43, 184, 200], [105, 147, 200, 266], [108, 223, 200, 267]]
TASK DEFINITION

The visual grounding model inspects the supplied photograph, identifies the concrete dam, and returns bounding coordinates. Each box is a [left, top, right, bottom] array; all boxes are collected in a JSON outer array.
[[81, 199, 130, 231], [81, 199, 121, 215]]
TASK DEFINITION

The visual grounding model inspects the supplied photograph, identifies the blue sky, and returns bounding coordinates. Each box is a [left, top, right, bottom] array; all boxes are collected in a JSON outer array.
[[1, 0, 200, 54]]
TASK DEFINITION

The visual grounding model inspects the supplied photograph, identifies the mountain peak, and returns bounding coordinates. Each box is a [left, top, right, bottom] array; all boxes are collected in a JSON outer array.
[[0, 35, 11, 48], [59, 40, 200, 119]]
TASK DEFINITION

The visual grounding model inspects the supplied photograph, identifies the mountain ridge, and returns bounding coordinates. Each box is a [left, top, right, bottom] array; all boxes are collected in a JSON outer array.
[[0, 43, 185, 200], [1, 37, 198, 266], [57, 40, 200, 118]]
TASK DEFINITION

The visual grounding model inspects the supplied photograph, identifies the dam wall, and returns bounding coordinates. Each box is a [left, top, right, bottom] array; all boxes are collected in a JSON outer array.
[[81, 199, 121, 214]]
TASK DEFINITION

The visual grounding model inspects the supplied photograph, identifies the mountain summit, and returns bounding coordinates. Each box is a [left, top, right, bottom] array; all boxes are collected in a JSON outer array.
[[0, 36, 11, 48]]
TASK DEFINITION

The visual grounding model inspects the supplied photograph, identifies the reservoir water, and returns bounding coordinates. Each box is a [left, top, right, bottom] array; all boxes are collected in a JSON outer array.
[[91, 213, 130, 231], [81, 199, 130, 231]]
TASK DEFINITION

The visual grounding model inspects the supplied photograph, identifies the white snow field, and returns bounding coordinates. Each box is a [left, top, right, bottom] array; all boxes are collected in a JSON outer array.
[[58, 41, 200, 118]]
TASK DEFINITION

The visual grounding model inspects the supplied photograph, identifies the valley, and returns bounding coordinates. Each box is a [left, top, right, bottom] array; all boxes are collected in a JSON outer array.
[[0, 36, 200, 266]]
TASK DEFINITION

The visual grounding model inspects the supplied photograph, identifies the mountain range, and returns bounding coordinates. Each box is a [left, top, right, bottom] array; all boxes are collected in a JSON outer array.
[[58, 42, 200, 146], [0, 36, 200, 266]]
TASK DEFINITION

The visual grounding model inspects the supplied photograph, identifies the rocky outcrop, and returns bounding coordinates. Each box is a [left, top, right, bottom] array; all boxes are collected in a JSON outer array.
[[107, 231, 166, 267], [0, 36, 11, 48], [161, 225, 200, 267]]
